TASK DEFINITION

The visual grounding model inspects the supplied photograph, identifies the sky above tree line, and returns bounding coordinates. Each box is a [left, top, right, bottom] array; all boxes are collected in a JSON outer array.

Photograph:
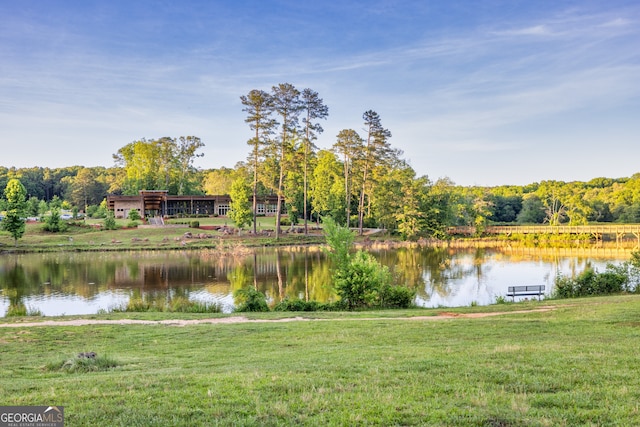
[[1, 0, 638, 186]]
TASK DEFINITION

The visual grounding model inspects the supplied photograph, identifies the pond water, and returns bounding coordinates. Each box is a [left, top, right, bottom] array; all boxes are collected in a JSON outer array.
[[0, 245, 633, 316]]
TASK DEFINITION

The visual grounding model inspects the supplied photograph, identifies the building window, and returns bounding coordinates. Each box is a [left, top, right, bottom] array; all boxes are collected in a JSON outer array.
[[266, 204, 278, 214], [256, 203, 265, 214], [217, 204, 230, 216]]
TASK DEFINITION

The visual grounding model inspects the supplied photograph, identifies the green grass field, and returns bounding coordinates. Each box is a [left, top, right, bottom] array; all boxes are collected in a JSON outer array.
[[1, 296, 640, 426], [0, 217, 326, 252]]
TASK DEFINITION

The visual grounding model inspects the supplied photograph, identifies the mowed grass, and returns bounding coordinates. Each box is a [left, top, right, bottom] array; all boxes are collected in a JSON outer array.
[[0, 218, 325, 252], [2, 296, 640, 426]]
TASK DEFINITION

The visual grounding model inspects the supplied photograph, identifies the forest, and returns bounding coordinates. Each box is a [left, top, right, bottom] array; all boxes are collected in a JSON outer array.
[[2, 83, 640, 240]]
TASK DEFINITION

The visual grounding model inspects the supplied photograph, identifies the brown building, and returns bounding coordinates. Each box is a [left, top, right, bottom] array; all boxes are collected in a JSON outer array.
[[107, 190, 280, 219]]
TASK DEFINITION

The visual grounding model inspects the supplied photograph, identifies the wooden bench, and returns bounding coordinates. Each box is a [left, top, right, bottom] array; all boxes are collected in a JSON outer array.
[[507, 285, 545, 301]]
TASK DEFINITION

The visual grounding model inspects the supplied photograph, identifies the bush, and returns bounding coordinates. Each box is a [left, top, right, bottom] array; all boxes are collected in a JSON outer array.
[[379, 284, 415, 309], [273, 298, 321, 312], [272, 298, 342, 312], [128, 209, 141, 222], [42, 207, 68, 233], [324, 217, 402, 310], [335, 250, 391, 309], [190, 220, 200, 228], [591, 271, 627, 295], [234, 287, 269, 312], [554, 274, 576, 298], [280, 217, 292, 226], [103, 211, 118, 230], [323, 217, 355, 273], [554, 265, 630, 299]]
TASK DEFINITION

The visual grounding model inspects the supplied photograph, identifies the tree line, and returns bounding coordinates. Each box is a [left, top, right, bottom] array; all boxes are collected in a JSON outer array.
[[2, 83, 640, 240]]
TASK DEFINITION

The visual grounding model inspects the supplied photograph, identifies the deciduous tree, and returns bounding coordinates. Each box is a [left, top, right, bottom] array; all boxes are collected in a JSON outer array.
[[1, 178, 28, 245], [229, 177, 253, 230], [202, 167, 236, 196], [310, 150, 344, 224], [113, 137, 204, 195], [175, 136, 205, 195]]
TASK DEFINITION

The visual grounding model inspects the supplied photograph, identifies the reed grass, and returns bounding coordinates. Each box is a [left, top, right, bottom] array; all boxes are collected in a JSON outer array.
[[109, 296, 223, 313]]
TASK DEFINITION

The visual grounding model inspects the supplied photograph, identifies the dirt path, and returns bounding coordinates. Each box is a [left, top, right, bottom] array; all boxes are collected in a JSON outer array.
[[0, 307, 555, 328]]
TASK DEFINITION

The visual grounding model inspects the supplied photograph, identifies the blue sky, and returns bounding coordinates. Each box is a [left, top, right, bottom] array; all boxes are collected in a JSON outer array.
[[1, 0, 638, 186]]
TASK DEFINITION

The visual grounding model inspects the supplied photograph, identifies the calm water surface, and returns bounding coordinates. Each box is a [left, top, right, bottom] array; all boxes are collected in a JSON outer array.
[[0, 246, 632, 316]]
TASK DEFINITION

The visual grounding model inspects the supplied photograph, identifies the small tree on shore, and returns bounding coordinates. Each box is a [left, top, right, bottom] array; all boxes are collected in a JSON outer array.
[[323, 217, 414, 309], [103, 210, 118, 230], [2, 178, 28, 245], [229, 177, 253, 230], [42, 207, 68, 232]]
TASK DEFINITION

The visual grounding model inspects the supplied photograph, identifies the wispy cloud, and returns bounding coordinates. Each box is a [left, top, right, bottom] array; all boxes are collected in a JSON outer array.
[[493, 25, 553, 37], [1, 1, 639, 184]]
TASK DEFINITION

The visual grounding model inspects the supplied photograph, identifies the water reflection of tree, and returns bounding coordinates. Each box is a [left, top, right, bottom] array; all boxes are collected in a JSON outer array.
[[2, 247, 627, 314], [471, 248, 493, 290], [2, 260, 29, 314], [420, 248, 479, 299], [384, 247, 426, 292]]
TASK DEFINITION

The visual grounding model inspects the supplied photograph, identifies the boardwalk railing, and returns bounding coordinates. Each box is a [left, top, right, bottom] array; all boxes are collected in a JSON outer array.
[[447, 225, 640, 244]]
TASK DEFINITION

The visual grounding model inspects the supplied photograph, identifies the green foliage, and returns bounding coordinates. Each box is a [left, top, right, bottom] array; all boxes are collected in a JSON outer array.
[[26, 196, 40, 217], [554, 265, 631, 299], [229, 177, 253, 229], [110, 296, 222, 313], [86, 204, 102, 218], [234, 287, 270, 312], [322, 216, 355, 272], [1, 178, 27, 244], [128, 209, 141, 221], [38, 200, 48, 218], [49, 195, 62, 209], [324, 217, 411, 309], [279, 216, 292, 226], [88, 200, 109, 219], [335, 250, 392, 309], [273, 298, 332, 312], [103, 210, 118, 230], [42, 207, 69, 232], [495, 295, 509, 304], [310, 150, 345, 224], [47, 354, 120, 373], [378, 284, 416, 309], [114, 136, 205, 195], [189, 220, 200, 228], [5, 303, 42, 317]]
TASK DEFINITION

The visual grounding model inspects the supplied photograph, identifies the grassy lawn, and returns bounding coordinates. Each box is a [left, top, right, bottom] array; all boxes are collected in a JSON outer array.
[[1, 296, 640, 426], [0, 219, 326, 252]]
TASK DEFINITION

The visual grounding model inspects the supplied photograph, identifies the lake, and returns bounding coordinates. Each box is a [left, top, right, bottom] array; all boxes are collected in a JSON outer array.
[[0, 245, 633, 316]]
